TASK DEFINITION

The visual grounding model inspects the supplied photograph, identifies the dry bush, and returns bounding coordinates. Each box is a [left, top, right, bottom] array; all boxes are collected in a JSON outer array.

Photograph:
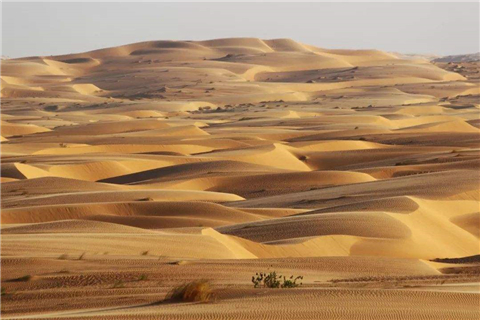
[[166, 280, 214, 303]]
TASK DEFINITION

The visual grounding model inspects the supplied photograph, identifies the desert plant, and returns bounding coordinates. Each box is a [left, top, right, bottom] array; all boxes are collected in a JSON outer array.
[[252, 272, 280, 288], [281, 275, 303, 288], [1, 287, 7, 296], [141, 251, 149, 256], [166, 280, 214, 303], [78, 252, 86, 260], [252, 272, 263, 288], [264, 272, 281, 288], [252, 272, 303, 288], [138, 274, 148, 281]]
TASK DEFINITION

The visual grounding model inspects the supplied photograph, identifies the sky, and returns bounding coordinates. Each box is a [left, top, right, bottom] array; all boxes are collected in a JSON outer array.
[[2, 2, 479, 58]]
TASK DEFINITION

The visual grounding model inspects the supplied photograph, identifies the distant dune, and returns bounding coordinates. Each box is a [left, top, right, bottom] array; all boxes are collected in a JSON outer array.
[[433, 52, 480, 62], [390, 52, 440, 61]]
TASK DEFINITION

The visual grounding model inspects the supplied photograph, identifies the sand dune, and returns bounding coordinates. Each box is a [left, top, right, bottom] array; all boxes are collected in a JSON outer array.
[[230, 170, 480, 209], [1, 37, 479, 319], [0, 121, 51, 137]]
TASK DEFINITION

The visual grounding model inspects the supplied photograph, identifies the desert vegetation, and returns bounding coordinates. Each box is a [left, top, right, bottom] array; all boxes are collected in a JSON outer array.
[[166, 280, 215, 303], [252, 272, 303, 288]]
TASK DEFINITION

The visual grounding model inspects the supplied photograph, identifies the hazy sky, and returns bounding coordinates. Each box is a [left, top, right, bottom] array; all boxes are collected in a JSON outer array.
[[2, 2, 479, 58]]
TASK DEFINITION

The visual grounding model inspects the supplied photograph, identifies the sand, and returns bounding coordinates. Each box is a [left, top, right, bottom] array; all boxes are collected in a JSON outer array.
[[1, 38, 479, 319]]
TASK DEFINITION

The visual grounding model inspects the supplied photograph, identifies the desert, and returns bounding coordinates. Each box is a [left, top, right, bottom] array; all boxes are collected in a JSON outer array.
[[1, 37, 479, 319]]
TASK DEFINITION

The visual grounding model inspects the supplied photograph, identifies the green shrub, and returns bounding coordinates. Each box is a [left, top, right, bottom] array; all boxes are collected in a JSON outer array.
[[281, 275, 303, 288], [252, 272, 303, 288]]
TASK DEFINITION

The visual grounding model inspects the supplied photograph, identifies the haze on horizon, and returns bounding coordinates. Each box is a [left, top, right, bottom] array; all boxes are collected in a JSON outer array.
[[2, 2, 479, 58]]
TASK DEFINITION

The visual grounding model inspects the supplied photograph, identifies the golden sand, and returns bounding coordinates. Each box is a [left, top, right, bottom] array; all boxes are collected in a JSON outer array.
[[1, 38, 479, 319]]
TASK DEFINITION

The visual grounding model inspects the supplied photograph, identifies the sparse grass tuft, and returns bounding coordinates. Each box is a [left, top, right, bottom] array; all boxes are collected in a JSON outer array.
[[141, 251, 149, 256], [58, 253, 69, 260], [166, 280, 215, 303], [1, 287, 7, 296]]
